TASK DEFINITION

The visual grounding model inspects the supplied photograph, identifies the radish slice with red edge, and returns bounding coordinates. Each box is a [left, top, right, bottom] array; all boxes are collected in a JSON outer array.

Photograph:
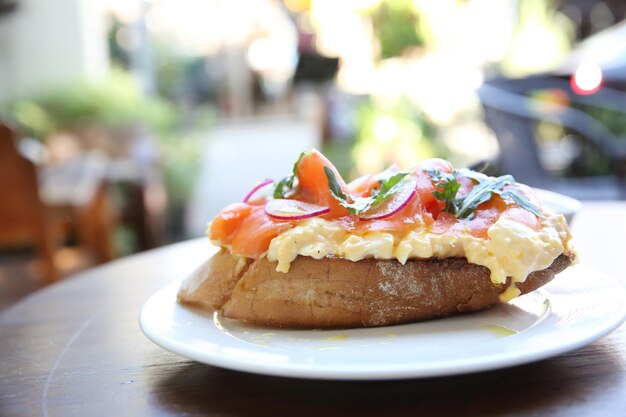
[[359, 175, 418, 220], [243, 179, 274, 203], [265, 199, 330, 220]]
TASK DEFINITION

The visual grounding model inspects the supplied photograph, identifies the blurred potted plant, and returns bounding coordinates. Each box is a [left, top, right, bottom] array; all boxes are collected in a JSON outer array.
[[3, 67, 212, 245], [8, 68, 176, 154]]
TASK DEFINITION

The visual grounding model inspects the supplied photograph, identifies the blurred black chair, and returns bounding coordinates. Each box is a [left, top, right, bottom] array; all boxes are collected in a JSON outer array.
[[477, 79, 626, 200], [293, 53, 339, 85]]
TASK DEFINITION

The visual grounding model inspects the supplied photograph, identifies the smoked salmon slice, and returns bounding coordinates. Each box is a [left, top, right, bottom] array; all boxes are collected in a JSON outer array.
[[209, 151, 544, 258]]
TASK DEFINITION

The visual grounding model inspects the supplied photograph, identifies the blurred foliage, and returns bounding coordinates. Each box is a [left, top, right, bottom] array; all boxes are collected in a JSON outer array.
[[107, 19, 131, 69], [150, 45, 219, 211], [152, 43, 191, 101], [565, 137, 613, 177], [3, 66, 216, 237], [584, 105, 626, 137], [533, 113, 615, 178], [152, 42, 220, 105], [8, 68, 177, 140], [533, 98, 626, 178], [321, 138, 357, 181], [351, 98, 446, 176], [160, 107, 215, 204], [566, 104, 623, 177], [502, 0, 573, 76], [369, 0, 424, 59]]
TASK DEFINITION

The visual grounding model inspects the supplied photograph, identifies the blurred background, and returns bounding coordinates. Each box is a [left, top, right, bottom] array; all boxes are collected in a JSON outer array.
[[1, 0, 626, 308]]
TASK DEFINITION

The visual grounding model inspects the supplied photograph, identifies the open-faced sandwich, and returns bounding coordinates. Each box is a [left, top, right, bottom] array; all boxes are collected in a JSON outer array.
[[178, 149, 575, 328]]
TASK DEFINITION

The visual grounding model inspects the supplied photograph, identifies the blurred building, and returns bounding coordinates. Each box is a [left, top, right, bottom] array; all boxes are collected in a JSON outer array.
[[0, 0, 109, 102]]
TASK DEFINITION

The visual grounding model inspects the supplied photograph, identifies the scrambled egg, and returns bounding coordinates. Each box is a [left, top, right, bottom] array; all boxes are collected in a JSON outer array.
[[266, 214, 572, 302]]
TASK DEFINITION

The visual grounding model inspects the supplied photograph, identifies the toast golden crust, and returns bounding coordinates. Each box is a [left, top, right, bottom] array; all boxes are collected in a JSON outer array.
[[177, 249, 252, 310], [178, 249, 574, 329]]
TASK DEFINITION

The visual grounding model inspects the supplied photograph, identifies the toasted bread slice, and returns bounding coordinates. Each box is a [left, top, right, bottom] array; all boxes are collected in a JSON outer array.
[[178, 250, 574, 328]]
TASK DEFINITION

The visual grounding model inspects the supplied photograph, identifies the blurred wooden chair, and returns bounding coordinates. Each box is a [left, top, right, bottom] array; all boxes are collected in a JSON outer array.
[[0, 123, 115, 283], [0, 123, 57, 282], [38, 150, 115, 264]]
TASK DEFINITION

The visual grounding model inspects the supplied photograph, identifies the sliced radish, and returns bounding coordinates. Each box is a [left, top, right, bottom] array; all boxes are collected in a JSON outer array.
[[359, 175, 418, 220], [265, 199, 330, 220], [243, 179, 274, 203]]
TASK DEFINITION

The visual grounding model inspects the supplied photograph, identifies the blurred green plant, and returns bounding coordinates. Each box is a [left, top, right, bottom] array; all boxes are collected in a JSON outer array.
[[501, 0, 574, 76], [352, 98, 447, 176], [3, 67, 217, 243], [368, 0, 424, 59], [7, 68, 177, 140], [563, 104, 621, 177], [322, 138, 356, 180], [584, 105, 626, 138], [159, 106, 215, 205]]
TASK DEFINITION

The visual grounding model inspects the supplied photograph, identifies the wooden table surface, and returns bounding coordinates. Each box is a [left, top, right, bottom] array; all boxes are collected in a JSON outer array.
[[1, 202, 625, 417]]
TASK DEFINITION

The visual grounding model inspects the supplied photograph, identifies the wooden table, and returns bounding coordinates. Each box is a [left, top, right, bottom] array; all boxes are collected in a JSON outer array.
[[1, 202, 625, 417]]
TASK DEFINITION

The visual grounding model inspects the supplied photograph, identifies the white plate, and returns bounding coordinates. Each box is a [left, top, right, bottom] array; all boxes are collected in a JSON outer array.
[[534, 188, 582, 224], [140, 264, 626, 380]]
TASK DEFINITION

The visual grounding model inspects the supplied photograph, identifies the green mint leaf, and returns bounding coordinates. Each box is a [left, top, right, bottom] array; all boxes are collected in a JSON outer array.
[[324, 167, 347, 201], [455, 175, 514, 219], [273, 151, 308, 199], [432, 177, 461, 215], [456, 174, 546, 220], [456, 191, 492, 220], [293, 151, 306, 175], [430, 169, 545, 220], [346, 196, 373, 214], [324, 167, 362, 214], [375, 173, 409, 200], [428, 170, 461, 215], [324, 166, 353, 210], [324, 167, 410, 215], [367, 172, 410, 209], [273, 175, 295, 199], [500, 189, 546, 219], [324, 167, 369, 214]]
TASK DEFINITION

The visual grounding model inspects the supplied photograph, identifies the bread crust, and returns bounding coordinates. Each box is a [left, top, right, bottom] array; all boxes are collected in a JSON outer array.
[[178, 251, 574, 329], [177, 248, 252, 310]]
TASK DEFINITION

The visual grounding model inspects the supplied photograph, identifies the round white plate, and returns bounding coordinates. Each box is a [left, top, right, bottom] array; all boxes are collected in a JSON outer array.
[[534, 188, 582, 224], [140, 264, 626, 380]]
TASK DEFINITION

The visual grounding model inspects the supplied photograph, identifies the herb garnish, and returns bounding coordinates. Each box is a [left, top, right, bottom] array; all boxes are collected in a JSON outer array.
[[325, 167, 409, 214], [429, 169, 544, 219], [273, 176, 296, 199], [273, 151, 306, 199], [431, 172, 461, 214]]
